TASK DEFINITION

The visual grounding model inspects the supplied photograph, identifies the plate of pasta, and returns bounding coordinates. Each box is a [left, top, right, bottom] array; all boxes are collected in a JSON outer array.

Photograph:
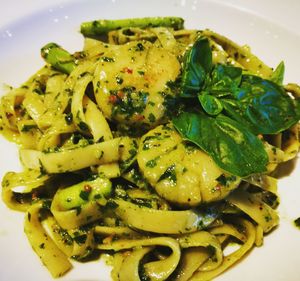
[[1, 1, 300, 281]]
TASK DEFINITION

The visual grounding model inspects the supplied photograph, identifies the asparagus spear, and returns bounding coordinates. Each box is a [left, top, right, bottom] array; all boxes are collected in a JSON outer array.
[[41, 42, 76, 74], [55, 177, 111, 210], [80, 16, 185, 37]]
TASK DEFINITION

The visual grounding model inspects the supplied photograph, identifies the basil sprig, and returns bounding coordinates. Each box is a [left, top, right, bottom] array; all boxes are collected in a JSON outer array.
[[173, 36, 300, 177]]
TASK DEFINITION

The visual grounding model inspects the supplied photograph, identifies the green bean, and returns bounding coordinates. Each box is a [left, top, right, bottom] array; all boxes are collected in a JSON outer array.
[[80, 17, 184, 37]]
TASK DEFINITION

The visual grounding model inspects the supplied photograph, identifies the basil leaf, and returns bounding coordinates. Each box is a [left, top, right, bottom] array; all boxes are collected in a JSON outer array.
[[172, 112, 268, 177], [230, 75, 300, 134], [270, 61, 285, 85], [203, 64, 242, 99], [221, 98, 258, 133], [210, 64, 242, 89], [180, 37, 212, 97], [198, 93, 223, 115]]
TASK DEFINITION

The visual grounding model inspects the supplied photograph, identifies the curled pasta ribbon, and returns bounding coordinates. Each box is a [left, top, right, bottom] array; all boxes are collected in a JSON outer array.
[[84, 96, 113, 142], [244, 174, 279, 208], [174, 231, 223, 281], [262, 119, 299, 167], [0, 87, 28, 142], [2, 169, 50, 211], [202, 29, 273, 78], [246, 174, 278, 195], [32, 73, 67, 131], [37, 116, 77, 151], [227, 188, 279, 233], [151, 27, 178, 51], [70, 61, 96, 134], [42, 215, 95, 259], [281, 124, 300, 161], [57, 60, 93, 114], [189, 219, 256, 281], [23, 92, 47, 129], [178, 231, 223, 272], [94, 225, 145, 281], [174, 247, 210, 281], [22, 67, 63, 130], [117, 247, 154, 281], [113, 199, 219, 234], [17, 119, 42, 149], [24, 201, 72, 277], [43, 72, 67, 108], [118, 137, 139, 172], [97, 231, 223, 281], [98, 236, 181, 281]]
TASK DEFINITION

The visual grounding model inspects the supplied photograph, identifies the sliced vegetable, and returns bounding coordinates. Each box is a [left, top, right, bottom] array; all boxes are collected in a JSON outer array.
[[54, 176, 111, 210], [80, 17, 184, 36], [41, 43, 76, 74]]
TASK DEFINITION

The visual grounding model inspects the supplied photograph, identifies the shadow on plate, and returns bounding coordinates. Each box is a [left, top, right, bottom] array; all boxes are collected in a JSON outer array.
[[275, 157, 298, 178]]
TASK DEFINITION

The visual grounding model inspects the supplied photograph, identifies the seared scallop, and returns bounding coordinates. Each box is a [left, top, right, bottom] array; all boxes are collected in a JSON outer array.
[[137, 124, 241, 207]]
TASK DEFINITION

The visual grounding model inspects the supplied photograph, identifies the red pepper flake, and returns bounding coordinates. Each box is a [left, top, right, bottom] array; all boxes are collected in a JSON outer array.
[[108, 95, 118, 104], [31, 192, 38, 201], [122, 67, 133, 74], [134, 114, 145, 121], [215, 185, 221, 191], [103, 234, 115, 245], [122, 250, 132, 257], [117, 91, 124, 99], [84, 185, 92, 192]]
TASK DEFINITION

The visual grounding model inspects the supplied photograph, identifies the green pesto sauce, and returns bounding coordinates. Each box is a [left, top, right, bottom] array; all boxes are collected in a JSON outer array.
[[294, 217, 300, 229], [110, 87, 149, 120], [21, 124, 38, 132], [158, 164, 177, 185]]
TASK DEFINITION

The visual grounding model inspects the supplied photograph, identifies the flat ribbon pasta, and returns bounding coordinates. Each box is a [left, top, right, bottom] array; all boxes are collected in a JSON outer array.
[[24, 201, 72, 277]]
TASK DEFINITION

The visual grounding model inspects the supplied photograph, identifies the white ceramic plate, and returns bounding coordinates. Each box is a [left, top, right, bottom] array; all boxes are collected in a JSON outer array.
[[0, 1, 300, 280]]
